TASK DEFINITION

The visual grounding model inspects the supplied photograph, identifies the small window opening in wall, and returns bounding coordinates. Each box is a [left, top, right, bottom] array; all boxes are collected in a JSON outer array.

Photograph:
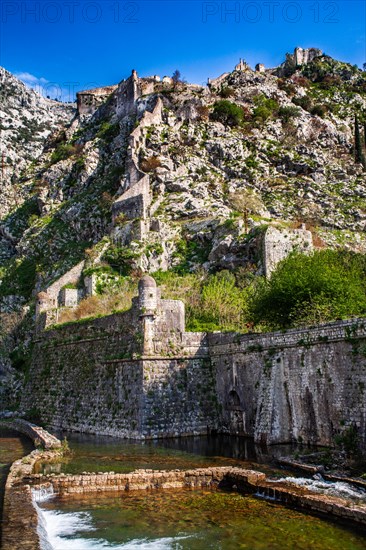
[[149, 293, 153, 298]]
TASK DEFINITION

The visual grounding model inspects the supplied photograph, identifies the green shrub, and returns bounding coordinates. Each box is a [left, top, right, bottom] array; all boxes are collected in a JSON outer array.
[[252, 105, 272, 122], [311, 104, 327, 117], [195, 271, 249, 331], [50, 143, 77, 164], [211, 100, 244, 127], [0, 257, 37, 298], [252, 95, 279, 123], [96, 121, 120, 141], [292, 95, 312, 111], [102, 245, 138, 276], [154, 270, 251, 332], [249, 250, 366, 329], [278, 105, 301, 123], [334, 425, 359, 456]]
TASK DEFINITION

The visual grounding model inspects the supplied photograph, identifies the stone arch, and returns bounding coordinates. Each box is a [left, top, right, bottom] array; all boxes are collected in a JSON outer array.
[[227, 390, 241, 410]]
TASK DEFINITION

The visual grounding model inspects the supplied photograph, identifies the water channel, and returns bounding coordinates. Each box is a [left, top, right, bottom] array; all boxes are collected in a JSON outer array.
[[2, 431, 366, 549]]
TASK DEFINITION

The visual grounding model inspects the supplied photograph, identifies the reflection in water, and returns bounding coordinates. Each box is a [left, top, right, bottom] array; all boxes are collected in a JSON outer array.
[[39, 489, 366, 550], [35, 433, 297, 476]]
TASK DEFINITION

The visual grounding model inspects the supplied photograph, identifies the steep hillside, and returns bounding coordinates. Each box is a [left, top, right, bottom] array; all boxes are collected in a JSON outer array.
[[1, 48, 366, 409], [0, 68, 75, 217]]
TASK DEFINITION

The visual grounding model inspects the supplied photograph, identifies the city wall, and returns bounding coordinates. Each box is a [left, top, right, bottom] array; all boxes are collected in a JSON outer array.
[[23, 276, 366, 448]]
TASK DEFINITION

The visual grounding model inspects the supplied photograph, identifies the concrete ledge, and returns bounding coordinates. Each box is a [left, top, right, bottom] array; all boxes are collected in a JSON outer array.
[[29, 467, 265, 495]]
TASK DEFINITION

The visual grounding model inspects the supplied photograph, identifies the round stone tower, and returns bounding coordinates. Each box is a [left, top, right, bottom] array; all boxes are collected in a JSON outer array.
[[35, 291, 52, 317], [138, 275, 158, 311]]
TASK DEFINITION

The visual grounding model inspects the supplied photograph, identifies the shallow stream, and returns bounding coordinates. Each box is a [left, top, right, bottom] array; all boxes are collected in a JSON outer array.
[[32, 433, 366, 549], [38, 488, 366, 550]]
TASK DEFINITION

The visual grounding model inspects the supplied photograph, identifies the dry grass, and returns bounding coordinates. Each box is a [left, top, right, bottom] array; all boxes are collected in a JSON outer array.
[[140, 155, 161, 172], [58, 285, 137, 324]]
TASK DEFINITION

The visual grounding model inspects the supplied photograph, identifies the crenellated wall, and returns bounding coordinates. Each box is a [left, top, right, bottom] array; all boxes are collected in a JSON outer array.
[[24, 277, 366, 449]]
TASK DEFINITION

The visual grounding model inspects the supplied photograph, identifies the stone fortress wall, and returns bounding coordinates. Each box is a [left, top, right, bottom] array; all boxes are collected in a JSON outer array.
[[24, 276, 366, 450]]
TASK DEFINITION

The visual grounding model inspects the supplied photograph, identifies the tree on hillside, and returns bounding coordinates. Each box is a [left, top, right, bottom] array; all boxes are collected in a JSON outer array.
[[211, 100, 244, 127], [172, 70, 185, 89], [229, 189, 264, 232]]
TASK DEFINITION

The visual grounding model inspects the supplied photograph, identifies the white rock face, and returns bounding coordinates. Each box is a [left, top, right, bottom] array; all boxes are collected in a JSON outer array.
[[0, 66, 75, 218], [264, 226, 313, 276]]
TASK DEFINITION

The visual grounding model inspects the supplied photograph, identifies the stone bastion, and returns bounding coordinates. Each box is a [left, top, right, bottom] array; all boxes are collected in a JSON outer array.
[[22, 276, 366, 450]]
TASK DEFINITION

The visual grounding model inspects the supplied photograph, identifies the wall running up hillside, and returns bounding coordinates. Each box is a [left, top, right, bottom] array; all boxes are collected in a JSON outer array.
[[23, 278, 366, 448]]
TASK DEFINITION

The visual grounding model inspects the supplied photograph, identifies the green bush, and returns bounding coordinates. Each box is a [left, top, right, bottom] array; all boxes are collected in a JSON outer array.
[[50, 143, 77, 164], [102, 245, 138, 276], [278, 105, 301, 123], [249, 250, 366, 329], [0, 257, 37, 298], [252, 95, 279, 123], [96, 121, 120, 141], [194, 271, 249, 331], [311, 104, 327, 117], [154, 270, 251, 332], [211, 100, 244, 127], [292, 95, 312, 111]]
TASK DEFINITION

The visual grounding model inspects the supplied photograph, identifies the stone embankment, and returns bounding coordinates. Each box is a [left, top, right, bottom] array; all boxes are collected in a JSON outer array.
[[0, 419, 62, 450], [29, 466, 265, 494], [1, 421, 62, 550]]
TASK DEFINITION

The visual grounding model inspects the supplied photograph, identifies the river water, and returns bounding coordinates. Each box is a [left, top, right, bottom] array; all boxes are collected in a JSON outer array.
[[34, 433, 288, 476], [32, 433, 366, 549]]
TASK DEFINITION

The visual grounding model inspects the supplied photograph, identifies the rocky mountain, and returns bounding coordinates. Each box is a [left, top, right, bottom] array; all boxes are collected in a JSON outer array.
[[0, 68, 75, 219], [1, 48, 366, 407]]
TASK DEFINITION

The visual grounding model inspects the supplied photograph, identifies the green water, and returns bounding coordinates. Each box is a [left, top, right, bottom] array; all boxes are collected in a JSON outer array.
[[40, 488, 366, 549], [35, 434, 366, 548], [35, 433, 290, 476]]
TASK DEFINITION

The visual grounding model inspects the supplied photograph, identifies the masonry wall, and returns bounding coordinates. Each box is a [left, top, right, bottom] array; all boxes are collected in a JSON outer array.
[[142, 357, 219, 438], [23, 310, 145, 438], [23, 308, 218, 439], [211, 319, 366, 448], [24, 302, 366, 447]]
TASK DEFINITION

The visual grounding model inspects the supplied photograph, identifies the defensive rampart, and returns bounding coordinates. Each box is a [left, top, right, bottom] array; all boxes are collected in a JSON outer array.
[[23, 276, 366, 448]]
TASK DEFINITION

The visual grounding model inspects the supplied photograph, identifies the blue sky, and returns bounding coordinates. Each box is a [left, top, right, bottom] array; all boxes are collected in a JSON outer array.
[[1, 1, 365, 100]]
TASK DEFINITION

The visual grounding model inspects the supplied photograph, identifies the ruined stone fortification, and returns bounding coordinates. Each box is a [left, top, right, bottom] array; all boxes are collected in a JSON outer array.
[[23, 277, 366, 449]]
